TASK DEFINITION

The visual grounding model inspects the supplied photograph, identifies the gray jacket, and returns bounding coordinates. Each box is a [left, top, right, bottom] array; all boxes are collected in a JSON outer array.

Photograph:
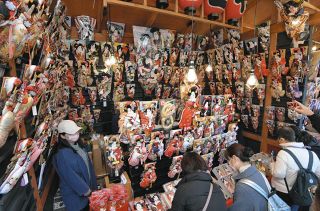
[[228, 166, 268, 211]]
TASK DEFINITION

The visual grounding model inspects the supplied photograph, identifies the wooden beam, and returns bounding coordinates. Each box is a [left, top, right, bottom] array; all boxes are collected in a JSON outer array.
[[175, 0, 178, 13], [246, 0, 257, 11], [271, 12, 320, 34], [8, 59, 17, 77], [261, 11, 279, 152], [104, 0, 240, 30], [40, 168, 56, 205], [266, 138, 279, 147], [242, 131, 261, 142], [145, 13, 158, 27], [29, 167, 43, 211]]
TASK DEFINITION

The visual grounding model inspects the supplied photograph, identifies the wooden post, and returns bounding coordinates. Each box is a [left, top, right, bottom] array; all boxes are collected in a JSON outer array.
[[260, 23, 278, 152], [201, 2, 204, 19], [175, 0, 179, 13], [29, 166, 43, 211], [8, 58, 17, 77]]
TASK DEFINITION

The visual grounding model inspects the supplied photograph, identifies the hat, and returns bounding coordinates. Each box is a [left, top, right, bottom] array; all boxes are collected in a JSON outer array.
[[58, 120, 82, 134]]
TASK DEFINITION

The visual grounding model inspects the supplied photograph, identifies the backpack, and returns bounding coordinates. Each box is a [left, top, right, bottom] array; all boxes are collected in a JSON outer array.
[[240, 172, 290, 211], [283, 149, 319, 206]]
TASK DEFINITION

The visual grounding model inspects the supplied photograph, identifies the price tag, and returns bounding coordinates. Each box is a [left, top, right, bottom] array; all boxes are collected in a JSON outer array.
[[21, 173, 29, 186], [115, 169, 119, 177], [32, 105, 37, 116], [120, 173, 127, 184], [103, 100, 107, 107]]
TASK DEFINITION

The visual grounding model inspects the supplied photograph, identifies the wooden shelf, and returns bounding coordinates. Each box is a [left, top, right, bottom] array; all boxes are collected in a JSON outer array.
[[102, 0, 240, 43]]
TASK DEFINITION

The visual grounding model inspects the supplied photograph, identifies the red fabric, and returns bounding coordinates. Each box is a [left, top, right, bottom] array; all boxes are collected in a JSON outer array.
[[178, 101, 197, 129], [226, 198, 233, 207], [204, 0, 226, 17], [225, 0, 246, 20]]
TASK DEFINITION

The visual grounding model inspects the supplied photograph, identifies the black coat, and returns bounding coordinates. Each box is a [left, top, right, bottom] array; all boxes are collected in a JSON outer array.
[[170, 171, 227, 211], [309, 114, 320, 133]]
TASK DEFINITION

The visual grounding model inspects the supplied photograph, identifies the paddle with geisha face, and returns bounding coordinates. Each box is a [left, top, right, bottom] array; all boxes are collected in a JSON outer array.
[[147, 131, 165, 161], [274, 0, 309, 48], [140, 162, 157, 189], [168, 155, 183, 179], [165, 129, 183, 158], [86, 41, 100, 75], [178, 85, 200, 129], [139, 101, 158, 137], [128, 135, 148, 167], [200, 95, 213, 117], [104, 135, 123, 177], [97, 75, 112, 107], [117, 101, 141, 144], [75, 15, 96, 41]]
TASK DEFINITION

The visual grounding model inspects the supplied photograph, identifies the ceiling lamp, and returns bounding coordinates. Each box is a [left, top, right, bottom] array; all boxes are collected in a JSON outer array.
[[206, 64, 213, 72], [246, 69, 259, 89], [186, 61, 198, 83], [105, 54, 116, 66]]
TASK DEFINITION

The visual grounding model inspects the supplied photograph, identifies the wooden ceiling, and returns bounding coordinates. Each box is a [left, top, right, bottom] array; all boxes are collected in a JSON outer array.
[[63, 0, 320, 43]]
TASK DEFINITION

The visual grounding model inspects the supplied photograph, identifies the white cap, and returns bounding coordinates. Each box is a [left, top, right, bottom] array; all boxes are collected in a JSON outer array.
[[57, 120, 82, 134]]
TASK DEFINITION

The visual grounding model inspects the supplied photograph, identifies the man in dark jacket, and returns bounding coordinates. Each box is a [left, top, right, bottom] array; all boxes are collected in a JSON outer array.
[[170, 152, 227, 211]]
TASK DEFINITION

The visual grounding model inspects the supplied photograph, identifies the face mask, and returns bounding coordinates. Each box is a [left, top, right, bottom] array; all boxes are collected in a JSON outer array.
[[65, 132, 80, 143]]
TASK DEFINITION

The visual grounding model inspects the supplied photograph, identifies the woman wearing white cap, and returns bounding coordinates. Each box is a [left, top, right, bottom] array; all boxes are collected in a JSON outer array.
[[53, 120, 97, 211]]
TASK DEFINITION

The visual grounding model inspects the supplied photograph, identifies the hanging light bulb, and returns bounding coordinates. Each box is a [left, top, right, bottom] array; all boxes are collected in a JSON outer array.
[[206, 63, 213, 72], [186, 61, 198, 83], [291, 19, 300, 26], [105, 54, 117, 66], [246, 70, 259, 89], [312, 45, 317, 52]]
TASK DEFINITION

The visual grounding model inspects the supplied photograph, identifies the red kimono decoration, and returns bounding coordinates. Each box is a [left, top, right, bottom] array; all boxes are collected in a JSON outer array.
[[178, 86, 200, 129], [225, 0, 246, 22], [179, 0, 202, 15], [165, 129, 183, 158], [139, 101, 158, 137], [204, 0, 228, 20], [140, 163, 157, 189], [168, 156, 183, 178]]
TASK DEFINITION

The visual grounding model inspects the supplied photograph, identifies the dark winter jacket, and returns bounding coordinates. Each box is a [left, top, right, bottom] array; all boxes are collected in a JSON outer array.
[[228, 166, 268, 211], [53, 147, 97, 211], [170, 171, 227, 211], [309, 114, 320, 133]]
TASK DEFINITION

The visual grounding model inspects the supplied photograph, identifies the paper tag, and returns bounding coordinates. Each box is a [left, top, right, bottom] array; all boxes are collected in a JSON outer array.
[[115, 169, 119, 177], [38, 162, 46, 189], [103, 100, 107, 107], [21, 173, 29, 186], [13, 102, 21, 113], [32, 105, 37, 116], [120, 173, 127, 184]]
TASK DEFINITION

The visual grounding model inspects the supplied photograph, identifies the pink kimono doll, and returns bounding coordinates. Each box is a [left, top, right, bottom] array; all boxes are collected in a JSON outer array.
[[128, 136, 148, 167]]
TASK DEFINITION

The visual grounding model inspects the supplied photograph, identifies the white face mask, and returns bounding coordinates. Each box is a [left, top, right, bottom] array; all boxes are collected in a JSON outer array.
[[64, 132, 80, 143]]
